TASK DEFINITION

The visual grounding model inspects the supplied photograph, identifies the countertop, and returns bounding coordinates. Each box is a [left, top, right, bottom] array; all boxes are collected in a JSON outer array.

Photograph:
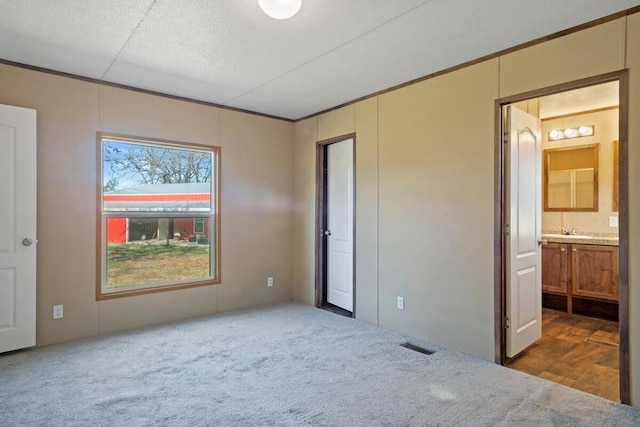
[[541, 233, 619, 246]]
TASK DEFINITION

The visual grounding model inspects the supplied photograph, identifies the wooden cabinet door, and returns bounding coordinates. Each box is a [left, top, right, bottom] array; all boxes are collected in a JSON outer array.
[[541, 243, 568, 294], [571, 244, 619, 301]]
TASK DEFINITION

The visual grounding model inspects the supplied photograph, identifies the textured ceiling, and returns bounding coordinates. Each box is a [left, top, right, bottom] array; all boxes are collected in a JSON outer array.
[[0, 0, 638, 120], [539, 82, 619, 119]]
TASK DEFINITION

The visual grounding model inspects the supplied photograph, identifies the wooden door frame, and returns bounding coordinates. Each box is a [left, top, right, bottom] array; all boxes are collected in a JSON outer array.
[[494, 70, 629, 404], [315, 133, 356, 316]]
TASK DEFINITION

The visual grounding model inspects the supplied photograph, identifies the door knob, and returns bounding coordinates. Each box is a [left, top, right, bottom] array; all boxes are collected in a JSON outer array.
[[538, 239, 547, 246], [22, 238, 33, 247], [324, 230, 332, 236]]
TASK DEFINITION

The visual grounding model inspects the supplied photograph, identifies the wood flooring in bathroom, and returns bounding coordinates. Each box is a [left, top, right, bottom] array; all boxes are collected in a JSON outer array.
[[507, 308, 619, 402]]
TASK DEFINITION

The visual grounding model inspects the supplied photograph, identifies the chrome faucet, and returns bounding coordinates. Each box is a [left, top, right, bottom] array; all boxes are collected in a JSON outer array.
[[559, 227, 576, 235]]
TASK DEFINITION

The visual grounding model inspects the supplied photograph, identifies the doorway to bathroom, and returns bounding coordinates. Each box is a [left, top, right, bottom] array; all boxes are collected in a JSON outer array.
[[494, 71, 629, 403]]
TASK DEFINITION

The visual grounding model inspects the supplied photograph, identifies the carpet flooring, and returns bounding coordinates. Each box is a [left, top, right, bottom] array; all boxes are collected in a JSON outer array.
[[1, 302, 639, 426]]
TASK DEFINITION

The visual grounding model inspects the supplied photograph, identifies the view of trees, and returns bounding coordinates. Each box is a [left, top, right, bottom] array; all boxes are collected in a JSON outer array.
[[103, 141, 212, 191]]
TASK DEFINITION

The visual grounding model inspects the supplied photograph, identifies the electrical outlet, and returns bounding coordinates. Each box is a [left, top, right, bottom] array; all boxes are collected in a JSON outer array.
[[609, 216, 619, 228], [267, 277, 274, 287], [53, 305, 63, 320], [397, 296, 404, 310]]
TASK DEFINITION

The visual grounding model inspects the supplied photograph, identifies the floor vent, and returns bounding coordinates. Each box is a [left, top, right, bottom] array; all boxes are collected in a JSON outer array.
[[400, 342, 436, 355], [585, 338, 619, 349]]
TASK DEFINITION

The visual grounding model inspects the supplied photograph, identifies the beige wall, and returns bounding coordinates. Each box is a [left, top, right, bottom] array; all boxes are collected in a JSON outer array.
[[354, 98, 379, 325], [293, 13, 640, 405], [292, 117, 318, 306], [0, 64, 294, 345], [498, 19, 626, 96], [377, 59, 498, 358], [626, 10, 640, 406], [291, 102, 381, 325], [541, 109, 619, 235], [293, 59, 498, 359]]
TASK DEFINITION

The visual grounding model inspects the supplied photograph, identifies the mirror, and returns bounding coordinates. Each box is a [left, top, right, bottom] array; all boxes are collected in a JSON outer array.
[[544, 143, 599, 211]]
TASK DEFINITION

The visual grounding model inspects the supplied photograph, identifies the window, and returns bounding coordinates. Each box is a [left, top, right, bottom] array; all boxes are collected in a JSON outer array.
[[194, 217, 205, 234], [97, 133, 220, 300]]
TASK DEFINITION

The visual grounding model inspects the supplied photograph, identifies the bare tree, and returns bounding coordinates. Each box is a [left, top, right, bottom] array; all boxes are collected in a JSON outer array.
[[103, 176, 119, 192], [104, 142, 211, 187]]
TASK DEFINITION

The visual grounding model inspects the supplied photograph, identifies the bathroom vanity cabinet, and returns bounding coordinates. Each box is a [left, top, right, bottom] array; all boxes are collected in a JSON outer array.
[[542, 243, 569, 295], [542, 242, 619, 319]]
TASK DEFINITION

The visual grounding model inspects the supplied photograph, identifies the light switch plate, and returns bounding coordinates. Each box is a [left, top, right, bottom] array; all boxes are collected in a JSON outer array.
[[609, 216, 619, 228]]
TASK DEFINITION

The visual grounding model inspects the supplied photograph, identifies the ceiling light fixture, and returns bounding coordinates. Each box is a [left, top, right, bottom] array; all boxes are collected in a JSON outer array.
[[258, 0, 302, 20], [548, 125, 594, 141]]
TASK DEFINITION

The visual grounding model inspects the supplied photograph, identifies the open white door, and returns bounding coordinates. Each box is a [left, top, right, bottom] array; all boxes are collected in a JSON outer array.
[[0, 104, 37, 353], [326, 138, 354, 312], [506, 106, 542, 358]]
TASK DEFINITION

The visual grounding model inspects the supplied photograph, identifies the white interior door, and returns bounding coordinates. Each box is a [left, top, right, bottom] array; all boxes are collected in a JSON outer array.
[[506, 106, 542, 358], [0, 104, 37, 353], [327, 139, 354, 311]]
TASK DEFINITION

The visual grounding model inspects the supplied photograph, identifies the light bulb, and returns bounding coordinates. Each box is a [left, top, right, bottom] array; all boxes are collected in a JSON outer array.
[[258, 0, 302, 20], [564, 128, 577, 138], [578, 125, 593, 136], [549, 130, 562, 140]]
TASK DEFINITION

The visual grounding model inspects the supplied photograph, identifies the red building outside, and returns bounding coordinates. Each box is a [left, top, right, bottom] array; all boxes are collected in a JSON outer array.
[[104, 183, 211, 244]]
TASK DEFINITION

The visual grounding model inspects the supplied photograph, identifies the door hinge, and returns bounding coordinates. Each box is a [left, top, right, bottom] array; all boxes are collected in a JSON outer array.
[[504, 316, 510, 329], [504, 223, 510, 236]]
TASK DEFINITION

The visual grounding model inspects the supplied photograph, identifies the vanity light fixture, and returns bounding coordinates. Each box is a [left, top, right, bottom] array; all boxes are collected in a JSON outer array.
[[548, 125, 594, 141], [258, 0, 302, 20]]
